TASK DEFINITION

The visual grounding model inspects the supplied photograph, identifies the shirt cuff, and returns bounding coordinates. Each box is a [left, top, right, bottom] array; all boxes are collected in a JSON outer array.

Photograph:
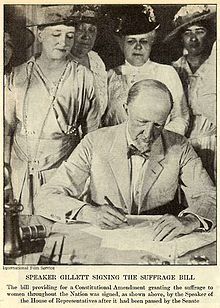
[[178, 210, 212, 231]]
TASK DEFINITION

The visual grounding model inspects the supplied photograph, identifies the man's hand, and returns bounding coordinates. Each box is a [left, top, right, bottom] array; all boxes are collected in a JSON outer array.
[[76, 204, 127, 229], [152, 214, 201, 241]]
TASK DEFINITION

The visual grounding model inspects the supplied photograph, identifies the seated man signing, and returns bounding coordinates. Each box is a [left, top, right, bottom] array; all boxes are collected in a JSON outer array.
[[35, 79, 216, 241]]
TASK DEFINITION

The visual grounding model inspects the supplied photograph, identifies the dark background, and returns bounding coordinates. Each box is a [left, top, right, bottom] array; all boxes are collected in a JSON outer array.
[[5, 4, 183, 70]]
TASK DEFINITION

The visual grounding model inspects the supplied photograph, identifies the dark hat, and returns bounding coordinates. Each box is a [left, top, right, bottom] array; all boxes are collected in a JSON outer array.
[[114, 5, 159, 36], [26, 5, 76, 27], [71, 4, 101, 25], [164, 5, 216, 43]]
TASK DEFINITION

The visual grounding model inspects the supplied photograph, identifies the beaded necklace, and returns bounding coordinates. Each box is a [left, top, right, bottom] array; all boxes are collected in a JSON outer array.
[[22, 59, 70, 211]]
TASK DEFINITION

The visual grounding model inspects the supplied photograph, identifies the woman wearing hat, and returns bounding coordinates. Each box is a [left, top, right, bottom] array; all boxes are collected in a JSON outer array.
[[4, 5, 100, 214], [165, 5, 216, 182], [103, 5, 189, 136], [70, 5, 107, 117]]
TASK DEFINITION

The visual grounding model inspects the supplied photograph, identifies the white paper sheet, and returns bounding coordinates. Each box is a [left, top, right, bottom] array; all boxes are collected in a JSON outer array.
[[84, 223, 176, 260], [48, 216, 216, 263], [83, 222, 216, 260]]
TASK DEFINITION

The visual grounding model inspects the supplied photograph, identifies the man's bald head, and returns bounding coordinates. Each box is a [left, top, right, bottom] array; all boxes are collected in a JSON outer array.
[[126, 79, 173, 125], [127, 79, 173, 111], [125, 79, 173, 153]]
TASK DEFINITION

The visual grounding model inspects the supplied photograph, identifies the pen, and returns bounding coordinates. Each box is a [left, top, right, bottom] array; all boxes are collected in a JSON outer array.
[[104, 196, 116, 208], [104, 196, 128, 223]]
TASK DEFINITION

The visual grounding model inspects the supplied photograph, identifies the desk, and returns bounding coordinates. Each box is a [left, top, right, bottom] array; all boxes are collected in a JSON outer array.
[[16, 215, 216, 266]]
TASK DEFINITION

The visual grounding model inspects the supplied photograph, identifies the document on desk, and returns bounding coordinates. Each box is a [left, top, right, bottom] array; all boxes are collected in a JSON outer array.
[[100, 228, 216, 258], [84, 225, 175, 260], [83, 216, 216, 260], [49, 216, 216, 262]]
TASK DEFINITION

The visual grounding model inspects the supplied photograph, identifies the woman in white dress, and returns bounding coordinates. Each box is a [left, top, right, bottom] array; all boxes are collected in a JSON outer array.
[[164, 5, 216, 182], [4, 5, 100, 214], [103, 5, 189, 136]]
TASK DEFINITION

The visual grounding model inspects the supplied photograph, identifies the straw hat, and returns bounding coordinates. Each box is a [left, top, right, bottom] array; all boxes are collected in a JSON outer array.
[[164, 5, 216, 43], [26, 5, 76, 27]]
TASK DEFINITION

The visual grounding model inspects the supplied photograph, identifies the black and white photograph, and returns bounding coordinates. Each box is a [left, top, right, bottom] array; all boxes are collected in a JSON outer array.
[[3, 3, 217, 269]]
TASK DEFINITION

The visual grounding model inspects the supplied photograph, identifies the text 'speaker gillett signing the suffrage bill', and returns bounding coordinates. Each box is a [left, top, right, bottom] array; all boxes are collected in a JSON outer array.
[[1, 2, 219, 307]]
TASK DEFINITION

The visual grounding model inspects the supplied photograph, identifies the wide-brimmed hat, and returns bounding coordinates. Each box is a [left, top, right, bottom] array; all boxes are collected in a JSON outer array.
[[164, 5, 216, 43], [71, 4, 101, 25], [26, 5, 76, 27], [113, 5, 159, 36]]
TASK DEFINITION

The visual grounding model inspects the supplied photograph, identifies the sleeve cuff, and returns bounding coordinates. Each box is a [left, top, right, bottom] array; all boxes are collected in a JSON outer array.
[[178, 210, 213, 231]]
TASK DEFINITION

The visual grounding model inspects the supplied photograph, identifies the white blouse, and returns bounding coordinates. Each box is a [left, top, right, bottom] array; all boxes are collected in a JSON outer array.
[[104, 60, 189, 136]]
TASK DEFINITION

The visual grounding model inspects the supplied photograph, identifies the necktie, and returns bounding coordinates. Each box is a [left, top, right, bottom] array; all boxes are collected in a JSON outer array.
[[127, 145, 149, 160]]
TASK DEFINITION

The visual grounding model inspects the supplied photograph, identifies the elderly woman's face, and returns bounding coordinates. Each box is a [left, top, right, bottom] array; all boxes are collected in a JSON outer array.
[[182, 24, 208, 56], [38, 25, 75, 60], [122, 31, 155, 66], [4, 32, 14, 67], [73, 22, 97, 56]]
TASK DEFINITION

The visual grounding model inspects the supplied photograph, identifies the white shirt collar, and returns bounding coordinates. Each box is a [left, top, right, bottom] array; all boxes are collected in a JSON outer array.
[[122, 59, 151, 75], [126, 122, 134, 146]]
